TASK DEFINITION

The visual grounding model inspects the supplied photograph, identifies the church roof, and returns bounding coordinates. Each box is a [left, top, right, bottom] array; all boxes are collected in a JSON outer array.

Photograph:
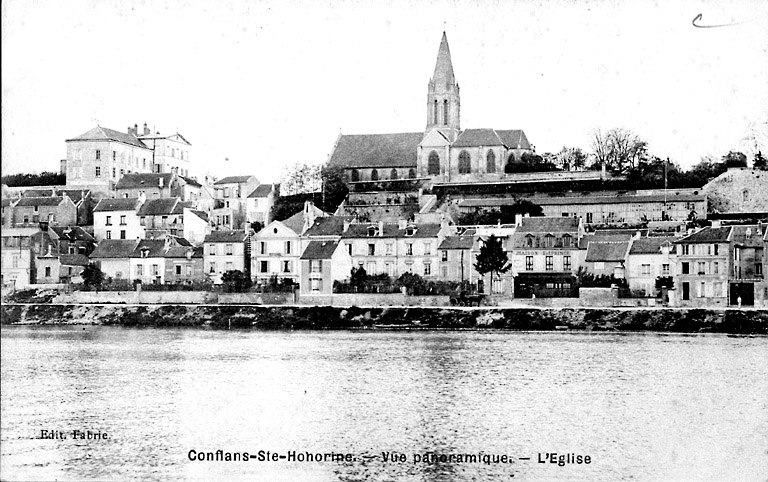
[[327, 132, 424, 169], [496, 130, 532, 149], [432, 31, 456, 87], [453, 128, 531, 149]]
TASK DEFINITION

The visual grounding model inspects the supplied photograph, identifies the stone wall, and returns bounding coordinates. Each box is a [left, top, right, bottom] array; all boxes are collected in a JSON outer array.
[[704, 168, 768, 213], [55, 291, 216, 304], [297, 293, 449, 307]]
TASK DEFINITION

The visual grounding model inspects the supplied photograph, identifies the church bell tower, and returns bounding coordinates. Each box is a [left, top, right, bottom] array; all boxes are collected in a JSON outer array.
[[426, 31, 460, 141]]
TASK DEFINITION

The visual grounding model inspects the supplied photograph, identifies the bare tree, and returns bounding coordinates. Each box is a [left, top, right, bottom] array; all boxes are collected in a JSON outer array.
[[591, 127, 649, 174], [279, 162, 322, 196]]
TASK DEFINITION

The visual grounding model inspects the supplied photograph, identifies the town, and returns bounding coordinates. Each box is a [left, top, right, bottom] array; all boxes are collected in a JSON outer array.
[[2, 33, 767, 309]]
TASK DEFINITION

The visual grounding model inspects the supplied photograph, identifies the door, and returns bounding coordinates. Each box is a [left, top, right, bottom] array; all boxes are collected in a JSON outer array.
[[682, 282, 689, 301], [729, 283, 754, 306]]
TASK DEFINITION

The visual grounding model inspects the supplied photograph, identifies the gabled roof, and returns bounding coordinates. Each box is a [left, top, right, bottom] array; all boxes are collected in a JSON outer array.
[[66, 126, 149, 149], [518, 217, 580, 233], [281, 211, 306, 234], [90, 239, 140, 258], [204, 230, 248, 243], [328, 133, 424, 169], [579, 232, 635, 249], [180, 176, 201, 187], [116, 173, 174, 190], [15, 196, 63, 207], [495, 130, 531, 150], [674, 227, 732, 244], [131, 239, 166, 258], [247, 184, 274, 198], [164, 245, 203, 258], [186, 209, 209, 222], [94, 198, 141, 212], [49, 226, 95, 243], [341, 223, 442, 239], [59, 254, 90, 266], [138, 132, 192, 146], [138, 198, 181, 216], [214, 176, 257, 185], [1, 198, 14, 208], [304, 216, 355, 237], [585, 241, 630, 262], [22, 188, 89, 203], [300, 240, 340, 260], [629, 237, 676, 255], [439, 236, 474, 250], [452, 129, 505, 147]]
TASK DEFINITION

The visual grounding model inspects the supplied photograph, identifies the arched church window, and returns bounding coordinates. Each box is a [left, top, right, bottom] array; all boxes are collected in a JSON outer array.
[[350, 169, 360, 182], [443, 100, 449, 126], [371, 169, 379, 181], [486, 150, 496, 173], [434, 100, 439, 125], [505, 153, 516, 174], [408, 168, 416, 179], [390, 169, 398, 180], [458, 151, 471, 174], [428, 151, 440, 175]]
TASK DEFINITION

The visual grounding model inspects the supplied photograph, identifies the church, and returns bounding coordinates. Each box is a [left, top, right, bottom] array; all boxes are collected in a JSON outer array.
[[327, 32, 534, 186]]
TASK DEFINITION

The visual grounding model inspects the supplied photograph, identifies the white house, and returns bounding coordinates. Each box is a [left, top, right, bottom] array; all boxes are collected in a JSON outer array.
[[92, 197, 144, 242]]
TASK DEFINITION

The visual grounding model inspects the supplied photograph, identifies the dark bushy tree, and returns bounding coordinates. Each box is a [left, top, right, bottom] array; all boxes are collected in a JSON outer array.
[[753, 151, 766, 170], [221, 270, 252, 292], [722, 151, 747, 168], [81, 263, 105, 287], [2, 171, 66, 187], [473, 235, 510, 289]]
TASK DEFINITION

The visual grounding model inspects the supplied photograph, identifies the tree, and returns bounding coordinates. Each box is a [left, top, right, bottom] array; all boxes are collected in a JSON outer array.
[[590, 127, 649, 174], [1, 171, 66, 187], [81, 263, 104, 287], [221, 270, 252, 292], [555, 146, 588, 171], [722, 151, 747, 168], [473, 234, 510, 291], [655, 276, 674, 290], [350, 266, 368, 287], [395, 272, 426, 295], [279, 162, 322, 196], [753, 151, 767, 170]]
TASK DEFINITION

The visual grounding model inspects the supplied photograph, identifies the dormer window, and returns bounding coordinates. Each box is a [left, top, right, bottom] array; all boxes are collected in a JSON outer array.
[[367, 226, 377, 237], [141, 248, 150, 258], [405, 226, 415, 236], [525, 234, 534, 248]]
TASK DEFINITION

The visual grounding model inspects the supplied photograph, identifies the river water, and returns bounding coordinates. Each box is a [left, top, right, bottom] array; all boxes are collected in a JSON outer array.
[[1, 326, 767, 481]]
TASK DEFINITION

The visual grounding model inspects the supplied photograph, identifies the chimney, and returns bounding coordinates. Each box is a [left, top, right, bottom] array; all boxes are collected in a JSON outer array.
[[143, 123, 150, 136], [343, 219, 351, 232], [398, 219, 407, 230], [127, 126, 134, 135], [378, 220, 384, 236], [515, 213, 523, 227], [159, 177, 164, 188], [134, 124, 138, 135], [138, 192, 147, 205], [711, 220, 721, 228]]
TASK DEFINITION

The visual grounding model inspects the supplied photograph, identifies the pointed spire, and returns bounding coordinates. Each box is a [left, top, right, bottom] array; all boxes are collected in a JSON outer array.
[[432, 31, 455, 88]]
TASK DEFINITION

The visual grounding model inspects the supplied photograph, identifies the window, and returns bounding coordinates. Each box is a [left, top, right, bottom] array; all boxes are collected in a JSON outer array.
[[408, 168, 416, 179], [285, 241, 291, 254], [564, 256, 571, 271], [405, 262, 413, 273], [106, 215, 112, 226], [545, 256, 553, 271], [96, 150, 101, 161], [120, 230, 126, 239], [225, 261, 233, 271], [151, 264, 159, 276], [112, 168, 116, 178], [525, 235, 534, 248], [544, 234, 554, 248], [698, 281, 706, 298], [662, 264, 670, 276], [458, 151, 471, 174], [45, 267, 51, 277], [226, 244, 233, 255], [713, 282, 722, 297], [120, 169, 124, 176], [525, 256, 533, 271], [209, 262, 216, 273], [120, 215, 126, 225], [208, 244, 216, 256], [390, 169, 398, 180], [714, 244, 719, 256], [260, 242, 266, 255], [368, 244, 375, 256], [562, 234, 572, 248], [371, 169, 379, 181], [424, 263, 431, 276], [681, 245, 690, 255], [641, 264, 651, 276], [698, 262, 706, 275], [95, 166, 101, 177], [175, 265, 182, 275], [682, 262, 690, 274], [386, 262, 395, 277], [442, 250, 448, 262], [406, 243, 413, 256], [424, 242, 432, 256], [486, 150, 496, 173], [310, 260, 323, 273], [385, 243, 393, 255], [441, 265, 448, 277], [350, 169, 360, 182], [366, 261, 376, 274], [112, 151, 116, 161], [186, 265, 192, 277], [260, 261, 268, 273], [283, 260, 291, 273], [311, 278, 322, 292], [106, 231, 112, 240], [443, 99, 449, 125], [433, 99, 438, 124], [427, 151, 441, 175], [23, 215, 29, 224], [346, 243, 352, 255], [136, 265, 143, 276]]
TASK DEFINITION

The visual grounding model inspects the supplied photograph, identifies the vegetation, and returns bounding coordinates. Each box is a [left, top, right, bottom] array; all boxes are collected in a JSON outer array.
[[270, 165, 348, 222], [81, 263, 105, 287], [575, 267, 628, 288], [457, 198, 543, 225], [221, 270, 252, 293], [333, 272, 465, 295], [473, 235, 511, 289], [1, 171, 66, 187]]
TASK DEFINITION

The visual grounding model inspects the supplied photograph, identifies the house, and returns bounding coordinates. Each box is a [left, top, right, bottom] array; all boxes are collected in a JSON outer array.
[[245, 183, 275, 229], [182, 208, 211, 245], [31, 226, 96, 284], [12, 195, 78, 228], [583, 241, 631, 278], [129, 238, 201, 285], [93, 197, 144, 242], [626, 236, 677, 296], [203, 230, 251, 284], [211, 175, 260, 230], [673, 226, 732, 307], [115, 173, 177, 199], [299, 240, 352, 296], [251, 202, 327, 284], [437, 229, 475, 282], [729, 224, 766, 306], [163, 245, 204, 284], [0, 227, 37, 289], [21, 188, 94, 225], [471, 224, 518, 294], [136, 129, 193, 177], [138, 198, 185, 239], [89, 239, 140, 281], [509, 217, 584, 298], [48, 226, 97, 256]]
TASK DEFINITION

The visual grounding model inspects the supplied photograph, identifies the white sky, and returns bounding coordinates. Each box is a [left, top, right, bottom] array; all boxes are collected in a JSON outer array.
[[2, 0, 767, 183]]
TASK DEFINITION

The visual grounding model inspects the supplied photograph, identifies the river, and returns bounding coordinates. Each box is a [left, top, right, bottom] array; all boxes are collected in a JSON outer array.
[[1, 326, 767, 481]]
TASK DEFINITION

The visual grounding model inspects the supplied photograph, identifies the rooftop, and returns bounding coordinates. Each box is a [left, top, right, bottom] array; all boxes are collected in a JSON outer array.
[[300, 240, 340, 260], [115, 173, 175, 190], [247, 184, 274, 198], [67, 126, 149, 149], [341, 223, 442, 239], [517, 217, 580, 233], [137, 198, 182, 216], [629, 237, 676, 255], [93, 198, 141, 212], [585, 241, 630, 262], [204, 230, 248, 243], [675, 226, 732, 244], [214, 176, 257, 185], [328, 132, 424, 169], [90, 239, 140, 258]]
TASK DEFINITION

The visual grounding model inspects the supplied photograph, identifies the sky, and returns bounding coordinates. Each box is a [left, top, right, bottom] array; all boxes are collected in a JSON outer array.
[[2, 0, 767, 183]]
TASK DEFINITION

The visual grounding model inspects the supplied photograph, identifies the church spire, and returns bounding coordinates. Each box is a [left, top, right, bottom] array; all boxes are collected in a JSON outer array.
[[426, 31, 460, 139]]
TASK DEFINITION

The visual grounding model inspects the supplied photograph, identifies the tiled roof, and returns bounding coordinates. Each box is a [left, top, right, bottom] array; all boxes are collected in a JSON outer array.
[[59, 254, 90, 266], [23, 189, 89, 203], [281, 211, 306, 234], [180, 176, 201, 187], [674, 227, 732, 244], [214, 176, 256, 185], [579, 233, 635, 249], [518, 217, 580, 233], [327, 132, 424, 169], [138, 198, 181, 216], [1, 198, 14, 208], [304, 216, 355, 237], [49, 226, 95, 243], [629, 237, 676, 255], [300, 240, 339, 260], [439, 236, 474, 250], [495, 130, 531, 149], [460, 193, 704, 207], [452, 129, 505, 147], [90, 240, 140, 258], [187, 209, 209, 222], [115, 173, 174, 190], [94, 198, 141, 212], [66, 126, 149, 149], [341, 223, 442, 239], [15, 196, 63, 207], [131, 239, 166, 258], [247, 184, 274, 198], [204, 230, 248, 243], [585, 241, 630, 262], [164, 245, 203, 258]]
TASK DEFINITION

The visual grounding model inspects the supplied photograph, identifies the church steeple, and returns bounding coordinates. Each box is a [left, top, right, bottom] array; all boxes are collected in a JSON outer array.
[[426, 31, 460, 139]]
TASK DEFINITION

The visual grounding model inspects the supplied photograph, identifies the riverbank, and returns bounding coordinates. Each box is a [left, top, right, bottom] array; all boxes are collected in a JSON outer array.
[[1, 303, 767, 334]]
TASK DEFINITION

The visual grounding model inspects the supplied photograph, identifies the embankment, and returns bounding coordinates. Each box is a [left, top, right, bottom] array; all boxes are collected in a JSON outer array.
[[1, 304, 767, 334]]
